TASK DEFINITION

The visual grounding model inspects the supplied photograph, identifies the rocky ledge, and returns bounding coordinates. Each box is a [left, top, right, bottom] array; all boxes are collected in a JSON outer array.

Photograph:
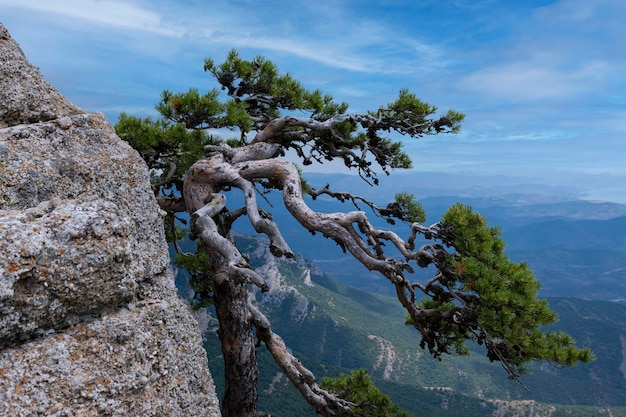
[[0, 23, 220, 416]]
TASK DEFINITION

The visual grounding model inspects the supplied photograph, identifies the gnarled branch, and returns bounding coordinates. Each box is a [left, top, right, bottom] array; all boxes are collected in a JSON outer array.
[[192, 193, 269, 291], [249, 302, 357, 417]]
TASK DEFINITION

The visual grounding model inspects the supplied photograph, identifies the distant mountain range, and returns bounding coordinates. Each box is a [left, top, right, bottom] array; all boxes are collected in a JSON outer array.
[[226, 172, 626, 301], [174, 171, 626, 415], [183, 235, 626, 416]]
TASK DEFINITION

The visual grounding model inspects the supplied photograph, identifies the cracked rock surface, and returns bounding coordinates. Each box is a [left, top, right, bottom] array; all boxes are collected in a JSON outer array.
[[0, 23, 220, 416]]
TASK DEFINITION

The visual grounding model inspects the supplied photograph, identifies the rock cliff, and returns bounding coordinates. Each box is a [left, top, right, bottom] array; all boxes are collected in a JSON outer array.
[[0, 23, 221, 416]]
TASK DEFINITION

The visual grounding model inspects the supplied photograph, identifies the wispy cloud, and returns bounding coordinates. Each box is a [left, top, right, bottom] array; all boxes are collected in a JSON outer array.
[[1, 0, 449, 76], [0, 0, 183, 36], [2, 0, 625, 187], [454, 0, 626, 103], [181, 1, 448, 76], [461, 59, 616, 101]]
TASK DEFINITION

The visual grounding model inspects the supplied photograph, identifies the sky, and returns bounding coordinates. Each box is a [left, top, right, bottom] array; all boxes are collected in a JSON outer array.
[[1, 0, 625, 202]]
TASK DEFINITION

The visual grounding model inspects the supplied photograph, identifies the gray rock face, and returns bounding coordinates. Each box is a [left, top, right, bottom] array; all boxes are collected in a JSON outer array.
[[0, 24, 221, 416], [0, 24, 82, 128]]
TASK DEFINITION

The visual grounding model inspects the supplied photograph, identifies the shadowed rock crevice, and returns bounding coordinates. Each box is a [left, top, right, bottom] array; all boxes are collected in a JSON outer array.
[[0, 23, 221, 416]]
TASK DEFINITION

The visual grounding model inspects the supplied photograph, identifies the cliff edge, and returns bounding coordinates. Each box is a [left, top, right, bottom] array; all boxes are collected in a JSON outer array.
[[0, 23, 221, 416]]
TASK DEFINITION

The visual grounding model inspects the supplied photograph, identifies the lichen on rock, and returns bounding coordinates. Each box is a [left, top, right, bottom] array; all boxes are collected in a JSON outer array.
[[0, 24, 82, 128], [0, 23, 220, 416]]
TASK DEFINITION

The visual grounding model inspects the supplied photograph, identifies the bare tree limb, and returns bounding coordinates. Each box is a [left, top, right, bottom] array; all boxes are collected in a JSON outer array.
[[156, 195, 187, 213], [185, 153, 449, 333], [192, 193, 269, 291], [249, 302, 357, 417], [186, 153, 294, 259]]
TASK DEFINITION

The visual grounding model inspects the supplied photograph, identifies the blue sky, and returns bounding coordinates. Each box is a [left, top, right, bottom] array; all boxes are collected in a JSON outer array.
[[1, 0, 625, 201]]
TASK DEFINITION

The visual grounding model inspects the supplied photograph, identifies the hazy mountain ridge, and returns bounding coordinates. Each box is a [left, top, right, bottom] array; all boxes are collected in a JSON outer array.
[[244, 173, 626, 301], [184, 234, 626, 416], [178, 172, 626, 415], [504, 216, 626, 249], [302, 171, 626, 206], [178, 173, 626, 300]]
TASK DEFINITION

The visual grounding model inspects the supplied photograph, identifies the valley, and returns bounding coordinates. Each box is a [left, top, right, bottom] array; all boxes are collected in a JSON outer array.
[[174, 171, 626, 415]]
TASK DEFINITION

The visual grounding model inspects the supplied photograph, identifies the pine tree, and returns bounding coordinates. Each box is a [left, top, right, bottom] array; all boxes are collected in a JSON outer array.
[[116, 50, 592, 417]]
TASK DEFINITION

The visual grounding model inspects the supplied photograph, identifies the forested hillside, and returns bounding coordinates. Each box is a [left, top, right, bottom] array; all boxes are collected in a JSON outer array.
[[175, 231, 626, 416], [168, 170, 626, 415]]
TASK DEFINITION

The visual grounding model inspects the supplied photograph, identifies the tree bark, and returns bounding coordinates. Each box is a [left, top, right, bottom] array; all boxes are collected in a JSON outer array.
[[214, 270, 261, 417], [183, 148, 447, 415], [184, 155, 269, 417], [249, 303, 356, 417]]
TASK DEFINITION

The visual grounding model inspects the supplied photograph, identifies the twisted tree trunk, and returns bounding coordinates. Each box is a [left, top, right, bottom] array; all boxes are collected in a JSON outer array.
[[186, 185, 266, 417], [214, 271, 261, 417], [183, 144, 460, 416]]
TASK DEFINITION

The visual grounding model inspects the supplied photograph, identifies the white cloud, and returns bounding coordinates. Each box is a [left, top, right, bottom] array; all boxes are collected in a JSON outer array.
[[201, 32, 378, 73], [0, 0, 183, 36], [180, 1, 448, 76], [2, 0, 448, 76], [460, 60, 615, 101]]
